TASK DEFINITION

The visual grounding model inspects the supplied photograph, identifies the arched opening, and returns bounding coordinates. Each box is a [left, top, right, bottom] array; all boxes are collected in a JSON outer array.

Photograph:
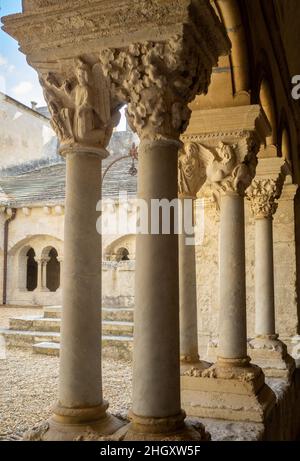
[[46, 248, 60, 292], [26, 248, 37, 291], [116, 247, 130, 262]]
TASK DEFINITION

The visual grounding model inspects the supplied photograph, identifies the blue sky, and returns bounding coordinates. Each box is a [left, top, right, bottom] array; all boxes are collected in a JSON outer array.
[[0, 0, 46, 107], [0, 0, 127, 128]]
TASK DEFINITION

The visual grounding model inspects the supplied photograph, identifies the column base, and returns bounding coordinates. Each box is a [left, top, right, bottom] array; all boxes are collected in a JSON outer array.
[[181, 357, 276, 423], [23, 402, 125, 441], [206, 339, 218, 362], [180, 355, 211, 375], [248, 336, 296, 380], [104, 411, 210, 441]]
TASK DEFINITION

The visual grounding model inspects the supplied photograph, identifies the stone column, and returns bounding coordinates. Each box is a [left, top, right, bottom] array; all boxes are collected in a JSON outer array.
[[98, 11, 230, 440], [180, 105, 275, 423], [57, 257, 63, 290], [34, 258, 43, 291], [21, 58, 123, 441], [247, 158, 295, 379], [41, 257, 50, 292], [178, 143, 210, 372]]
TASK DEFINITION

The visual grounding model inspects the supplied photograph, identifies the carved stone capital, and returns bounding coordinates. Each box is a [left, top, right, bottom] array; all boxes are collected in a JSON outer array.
[[39, 58, 120, 153], [100, 29, 229, 141], [247, 179, 280, 218], [181, 105, 271, 198], [246, 158, 291, 219]]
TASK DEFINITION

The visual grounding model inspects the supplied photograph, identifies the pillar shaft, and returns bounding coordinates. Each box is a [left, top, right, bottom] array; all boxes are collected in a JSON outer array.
[[36, 259, 43, 291], [59, 149, 103, 408], [255, 216, 276, 336], [218, 193, 247, 360], [133, 139, 181, 418], [179, 201, 199, 363]]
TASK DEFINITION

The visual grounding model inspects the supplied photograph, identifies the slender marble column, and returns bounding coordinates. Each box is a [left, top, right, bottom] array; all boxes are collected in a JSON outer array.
[[179, 212, 199, 366], [41, 257, 50, 292], [47, 146, 123, 440], [57, 257, 63, 290], [254, 216, 276, 337], [35, 258, 43, 291], [133, 139, 182, 421], [58, 147, 104, 408], [218, 192, 247, 360]]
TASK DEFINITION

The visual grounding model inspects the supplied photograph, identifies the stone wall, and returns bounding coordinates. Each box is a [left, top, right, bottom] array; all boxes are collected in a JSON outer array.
[[0, 94, 57, 171]]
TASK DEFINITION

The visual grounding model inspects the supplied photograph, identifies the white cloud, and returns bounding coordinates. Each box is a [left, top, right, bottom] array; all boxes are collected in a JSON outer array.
[[0, 54, 8, 67], [12, 81, 33, 96], [8, 64, 16, 73]]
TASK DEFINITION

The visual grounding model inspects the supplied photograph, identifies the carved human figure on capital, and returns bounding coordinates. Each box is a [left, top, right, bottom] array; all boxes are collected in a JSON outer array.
[[40, 58, 120, 148], [178, 142, 206, 197]]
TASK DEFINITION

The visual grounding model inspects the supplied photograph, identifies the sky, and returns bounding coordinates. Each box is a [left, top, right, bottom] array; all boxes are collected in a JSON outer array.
[[0, 0, 47, 107], [0, 0, 126, 129]]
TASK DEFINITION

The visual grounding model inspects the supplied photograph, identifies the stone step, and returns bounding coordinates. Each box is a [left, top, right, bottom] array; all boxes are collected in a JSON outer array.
[[43, 305, 62, 319], [0, 328, 60, 348], [9, 316, 61, 333], [102, 307, 134, 322], [102, 320, 134, 336], [9, 315, 134, 335], [33, 335, 133, 360], [33, 341, 60, 356], [42, 306, 134, 322]]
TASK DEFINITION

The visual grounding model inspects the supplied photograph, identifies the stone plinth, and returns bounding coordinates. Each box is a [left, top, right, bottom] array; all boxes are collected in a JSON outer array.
[[181, 361, 276, 423], [248, 337, 295, 380]]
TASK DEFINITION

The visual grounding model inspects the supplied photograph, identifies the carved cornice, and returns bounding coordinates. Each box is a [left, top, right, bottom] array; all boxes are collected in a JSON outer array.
[[3, 0, 231, 63]]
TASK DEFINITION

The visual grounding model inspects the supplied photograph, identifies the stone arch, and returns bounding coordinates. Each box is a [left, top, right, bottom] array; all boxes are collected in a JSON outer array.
[[44, 247, 60, 292], [104, 234, 136, 261], [259, 77, 278, 146], [26, 247, 37, 292], [115, 247, 130, 262], [281, 127, 292, 163], [8, 234, 63, 294], [18, 244, 37, 291], [194, 0, 251, 110]]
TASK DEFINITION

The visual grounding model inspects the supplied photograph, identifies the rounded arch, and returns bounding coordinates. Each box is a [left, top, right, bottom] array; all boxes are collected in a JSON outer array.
[[281, 126, 292, 162], [193, 0, 251, 110], [259, 78, 278, 146], [9, 234, 63, 258], [104, 234, 136, 262], [44, 247, 60, 292], [17, 244, 37, 291], [9, 234, 63, 293]]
